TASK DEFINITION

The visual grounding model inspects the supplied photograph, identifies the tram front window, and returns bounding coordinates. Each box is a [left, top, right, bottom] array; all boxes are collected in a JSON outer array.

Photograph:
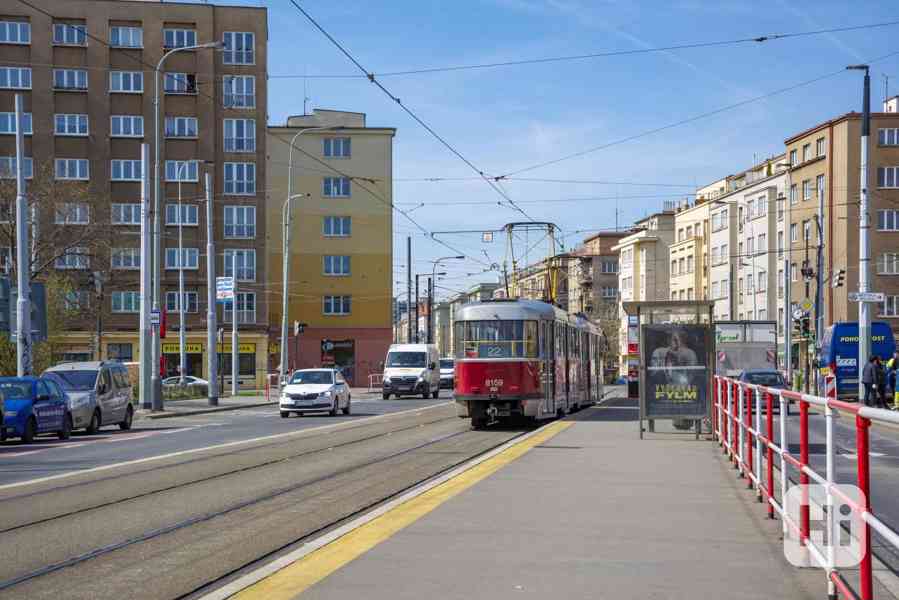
[[454, 320, 538, 358]]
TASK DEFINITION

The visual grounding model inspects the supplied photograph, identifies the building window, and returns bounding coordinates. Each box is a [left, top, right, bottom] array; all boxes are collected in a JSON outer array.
[[55, 158, 89, 180], [0, 67, 31, 89], [223, 292, 255, 324], [224, 119, 255, 152], [802, 143, 811, 162], [712, 281, 719, 298], [816, 137, 826, 156], [111, 159, 142, 181], [789, 149, 797, 166], [223, 32, 254, 64], [223, 75, 255, 108], [111, 115, 144, 137], [882, 296, 899, 317], [164, 116, 198, 138], [878, 210, 899, 231], [720, 244, 728, 264], [758, 233, 766, 253], [54, 114, 88, 136], [323, 255, 351, 276], [164, 72, 196, 95], [778, 270, 784, 297], [803, 220, 811, 241], [877, 253, 899, 275], [166, 291, 198, 313], [54, 69, 88, 90], [816, 174, 825, 203], [163, 28, 197, 49], [789, 183, 797, 205], [109, 71, 143, 93], [746, 274, 753, 293], [224, 206, 255, 238], [0, 112, 31, 135], [879, 129, 899, 146], [110, 26, 142, 48], [53, 23, 86, 46], [56, 248, 89, 270], [111, 248, 140, 270], [790, 223, 798, 243], [0, 157, 32, 179], [671, 259, 677, 275], [165, 247, 199, 270], [721, 278, 728, 297], [747, 238, 754, 256], [165, 160, 198, 182], [224, 162, 255, 195], [686, 255, 693, 273], [107, 343, 133, 361], [601, 260, 618, 273], [323, 137, 351, 158], [777, 231, 784, 257], [877, 166, 899, 188], [112, 203, 141, 225], [224, 249, 256, 281], [54, 203, 89, 224], [323, 177, 351, 197], [758, 271, 767, 292], [111, 291, 140, 313], [0, 21, 30, 44], [601, 286, 617, 298], [791, 263, 798, 282], [757, 196, 767, 217], [323, 295, 351, 315], [166, 204, 199, 226], [802, 179, 811, 201], [323, 216, 351, 237]]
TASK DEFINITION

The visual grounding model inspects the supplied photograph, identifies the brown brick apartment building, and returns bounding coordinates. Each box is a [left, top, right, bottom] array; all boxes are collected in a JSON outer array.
[[0, 0, 268, 386]]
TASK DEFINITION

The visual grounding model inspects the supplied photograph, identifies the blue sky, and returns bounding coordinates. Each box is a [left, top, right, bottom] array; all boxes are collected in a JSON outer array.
[[222, 0, 897, 300]]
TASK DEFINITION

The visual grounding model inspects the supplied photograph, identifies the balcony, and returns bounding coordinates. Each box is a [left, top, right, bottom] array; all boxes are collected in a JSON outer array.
[[578, 270, 593, 286]]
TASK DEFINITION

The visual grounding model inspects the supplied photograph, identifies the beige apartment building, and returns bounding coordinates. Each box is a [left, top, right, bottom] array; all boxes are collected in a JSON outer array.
[[783, 105, 899, 347], [612, 210, 675, 376], [566, 230, 628, 317], [669, 200, 711, 303], [267, 110, 395, 385], [0, 0, 269, 385], [511, 257, 568, 308]]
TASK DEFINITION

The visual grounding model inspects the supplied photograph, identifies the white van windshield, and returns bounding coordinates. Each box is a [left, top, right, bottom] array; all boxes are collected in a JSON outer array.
[[387, 352, 427, 368]]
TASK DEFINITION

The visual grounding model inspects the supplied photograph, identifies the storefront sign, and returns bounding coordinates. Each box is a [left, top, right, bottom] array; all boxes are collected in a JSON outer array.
[[162, 343, 203, 354], [216, 343, 256, 354]]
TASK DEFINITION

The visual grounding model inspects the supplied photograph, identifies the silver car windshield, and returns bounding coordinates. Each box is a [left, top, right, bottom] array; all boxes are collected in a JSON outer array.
[[290, 371, 333, 385], [44, 370, 96, 391]]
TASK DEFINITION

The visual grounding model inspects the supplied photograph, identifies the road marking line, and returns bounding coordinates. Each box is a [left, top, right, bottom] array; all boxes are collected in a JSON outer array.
[[225, 421, 571, 600], [0, 403, 452, 492]]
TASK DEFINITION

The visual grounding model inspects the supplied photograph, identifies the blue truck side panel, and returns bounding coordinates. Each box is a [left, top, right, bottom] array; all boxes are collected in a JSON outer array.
[[818, 322, 897, 398]]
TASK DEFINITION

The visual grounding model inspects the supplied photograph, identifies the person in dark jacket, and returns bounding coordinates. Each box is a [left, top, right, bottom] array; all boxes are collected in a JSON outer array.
[[862, 356, 876, 407], [875, 356, 889, 409]]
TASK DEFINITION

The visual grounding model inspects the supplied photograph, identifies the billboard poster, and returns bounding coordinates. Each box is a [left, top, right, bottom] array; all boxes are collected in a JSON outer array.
[[642, 323, 709, 418]]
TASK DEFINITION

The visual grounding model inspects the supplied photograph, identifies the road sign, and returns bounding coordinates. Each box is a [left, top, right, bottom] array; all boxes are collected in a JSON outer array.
[[799, 298, 813, 313], [849, 291, 885, 303], [150, 309, 160, 326], [216, 277, 235, 302], [792, 307, 804, 321]]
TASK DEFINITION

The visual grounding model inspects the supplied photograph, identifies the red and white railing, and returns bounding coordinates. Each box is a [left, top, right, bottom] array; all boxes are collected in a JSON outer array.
[[713, 374, 899, 600]]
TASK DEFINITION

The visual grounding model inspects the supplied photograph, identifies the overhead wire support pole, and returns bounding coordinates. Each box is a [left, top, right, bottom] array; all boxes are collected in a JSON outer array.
[[14, 94, 30, 376], [205, 171, 218, 406], [139, 143, 152, 409], [406, 236, 412, 343]]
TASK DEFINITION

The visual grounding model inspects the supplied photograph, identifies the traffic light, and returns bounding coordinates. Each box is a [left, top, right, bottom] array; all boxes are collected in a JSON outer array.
[[832, 268, 846, 288], [801, 316, 811, 337]]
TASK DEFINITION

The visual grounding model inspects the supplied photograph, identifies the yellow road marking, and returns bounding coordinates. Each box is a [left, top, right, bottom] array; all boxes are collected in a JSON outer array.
[[233, 421, 572, 599]]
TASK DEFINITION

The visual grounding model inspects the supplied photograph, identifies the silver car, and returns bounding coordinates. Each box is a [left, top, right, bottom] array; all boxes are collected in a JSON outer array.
[[43, 361, 134, 433]]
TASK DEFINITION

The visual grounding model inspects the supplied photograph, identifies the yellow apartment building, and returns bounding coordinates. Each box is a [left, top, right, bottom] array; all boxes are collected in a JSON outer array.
[[669, 200, 711, 302], [266, 110, 395, 385]]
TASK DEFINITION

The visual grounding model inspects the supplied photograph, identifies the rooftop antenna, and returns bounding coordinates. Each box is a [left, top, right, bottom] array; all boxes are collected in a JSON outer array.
[[303, 64, 311, 116], [884, 73, 890, 105]]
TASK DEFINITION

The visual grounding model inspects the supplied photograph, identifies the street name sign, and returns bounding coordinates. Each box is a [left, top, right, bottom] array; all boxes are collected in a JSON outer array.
[[849, 291, 885, 303]]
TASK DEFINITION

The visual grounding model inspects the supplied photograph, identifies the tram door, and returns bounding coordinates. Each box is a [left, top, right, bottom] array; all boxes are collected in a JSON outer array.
[[541, 321, 555, 416]]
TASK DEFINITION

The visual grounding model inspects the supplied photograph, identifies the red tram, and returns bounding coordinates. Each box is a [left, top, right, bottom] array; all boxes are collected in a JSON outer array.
[[453, 298, 605, 428]]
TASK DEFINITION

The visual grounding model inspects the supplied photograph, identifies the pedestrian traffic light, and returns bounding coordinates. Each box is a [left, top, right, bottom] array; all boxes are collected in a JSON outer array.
[[801, 316, 810, 337], [832, 268, 846, 288]]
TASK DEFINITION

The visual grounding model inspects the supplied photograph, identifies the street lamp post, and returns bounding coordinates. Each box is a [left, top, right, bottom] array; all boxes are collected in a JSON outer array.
[[777, 162, 794, 385], [279, 125, 344, 389], [151, 40, 222, 411], [175, 160, 190, 385], [429, 256, 464, 343]]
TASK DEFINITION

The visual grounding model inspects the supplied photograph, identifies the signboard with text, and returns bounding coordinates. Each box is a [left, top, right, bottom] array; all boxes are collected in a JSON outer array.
[[641, 323, 710, 419], [216, 277, 235, 302]]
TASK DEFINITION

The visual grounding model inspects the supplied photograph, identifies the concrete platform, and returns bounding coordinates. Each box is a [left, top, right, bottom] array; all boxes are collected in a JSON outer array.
[[232, 397, 877, 600]]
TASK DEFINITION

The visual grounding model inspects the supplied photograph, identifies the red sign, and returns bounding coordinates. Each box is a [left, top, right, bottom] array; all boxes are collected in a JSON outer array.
[[628, 342, 638, 354]]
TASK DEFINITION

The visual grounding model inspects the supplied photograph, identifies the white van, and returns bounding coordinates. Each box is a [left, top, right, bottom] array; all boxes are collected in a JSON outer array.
[[382, 344, 441, 399]]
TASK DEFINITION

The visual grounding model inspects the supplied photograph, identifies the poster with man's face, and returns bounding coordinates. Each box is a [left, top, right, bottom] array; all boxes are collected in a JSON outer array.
[[642, 324, 709, 418]]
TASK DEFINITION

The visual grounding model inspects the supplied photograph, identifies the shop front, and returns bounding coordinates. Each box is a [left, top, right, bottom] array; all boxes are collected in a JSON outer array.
[[162, 342, 204, 379]]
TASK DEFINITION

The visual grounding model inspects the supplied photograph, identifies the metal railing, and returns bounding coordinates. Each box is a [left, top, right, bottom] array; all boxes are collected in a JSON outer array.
[[713, 374, 899, 600]]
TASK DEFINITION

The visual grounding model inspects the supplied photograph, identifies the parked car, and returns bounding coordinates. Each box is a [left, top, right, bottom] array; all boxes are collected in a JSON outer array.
[[0, 376, 72, 443], [279, 368, 351, 418], [163, 376, 209, 395], [737, 369, 790, 415], [439, 358, 455, 390], [43, 361, 134, 433]]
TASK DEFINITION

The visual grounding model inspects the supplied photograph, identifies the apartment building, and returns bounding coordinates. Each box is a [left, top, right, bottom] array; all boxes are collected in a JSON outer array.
[[783, 105, 899, 344], [267, 110, 395, 385], [612, 210, 675, 376], [566, 230, 628, 317], [669, 200, 711, 303], [0, 0, 268, 385], [511, 257, 569, 308], [446, 282, 501, 353], [708, 196, 737, 320]]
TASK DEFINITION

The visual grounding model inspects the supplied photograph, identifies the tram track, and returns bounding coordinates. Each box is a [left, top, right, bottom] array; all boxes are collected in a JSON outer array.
[[0, 406, 532, 599]]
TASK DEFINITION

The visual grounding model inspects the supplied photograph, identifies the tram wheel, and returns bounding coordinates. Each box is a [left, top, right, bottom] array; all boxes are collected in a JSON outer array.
[[471, 417, 487, 430]]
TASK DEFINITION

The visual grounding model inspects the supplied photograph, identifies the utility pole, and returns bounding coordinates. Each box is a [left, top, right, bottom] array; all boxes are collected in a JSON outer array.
[[427, 277, 433, 344], [804, 228, 811, 393], [414, 274, 420, 343], [205, 172, 218, 406], [785, 259, 792, 386], [232, 283, 238, 397], [848, 65, 872, 402], [14, 94, 30, 376], [139, 143, 152, 409], [406, 237, 412, 344], [814, 213, 824, 396]]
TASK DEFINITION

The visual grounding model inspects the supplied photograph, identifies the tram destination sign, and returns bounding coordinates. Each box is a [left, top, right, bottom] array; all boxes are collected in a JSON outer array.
[[641, 323, 710, 420]]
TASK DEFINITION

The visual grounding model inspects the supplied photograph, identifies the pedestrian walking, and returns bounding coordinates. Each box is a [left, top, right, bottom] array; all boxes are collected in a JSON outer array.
[[875, 356, 889, 409], [862, 355, 876, 407]]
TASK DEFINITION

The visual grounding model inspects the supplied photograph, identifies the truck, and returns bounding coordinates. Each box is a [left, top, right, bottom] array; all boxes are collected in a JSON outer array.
[[818, 322, 897, 399], [714, 321, 778, 377]]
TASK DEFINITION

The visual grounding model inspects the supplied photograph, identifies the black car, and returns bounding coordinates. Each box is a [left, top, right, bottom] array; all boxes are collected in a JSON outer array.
[[738, 369, 790, 415]]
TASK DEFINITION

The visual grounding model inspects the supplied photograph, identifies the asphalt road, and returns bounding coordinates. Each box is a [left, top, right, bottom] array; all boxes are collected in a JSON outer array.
[[0, 392, 447, 486], [0, 397, 530, 600]]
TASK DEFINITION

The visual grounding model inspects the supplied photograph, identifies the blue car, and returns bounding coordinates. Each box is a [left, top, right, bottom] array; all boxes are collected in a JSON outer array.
[[1, 376, 72, 443]]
